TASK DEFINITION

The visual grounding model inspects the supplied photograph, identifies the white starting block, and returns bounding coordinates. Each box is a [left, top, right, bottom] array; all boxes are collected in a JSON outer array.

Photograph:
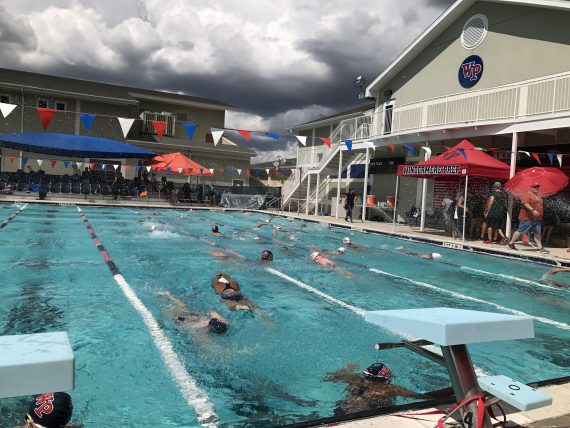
[[0, 332, 75, 398], [365, 307, 551, 428]]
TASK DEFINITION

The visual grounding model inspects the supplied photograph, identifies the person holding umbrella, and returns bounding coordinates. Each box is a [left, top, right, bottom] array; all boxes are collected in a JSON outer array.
[[506, 183, 548, 253]]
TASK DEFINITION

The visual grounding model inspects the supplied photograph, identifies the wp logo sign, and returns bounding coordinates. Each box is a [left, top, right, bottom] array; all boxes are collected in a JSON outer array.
[[458, 55, 484, 88]]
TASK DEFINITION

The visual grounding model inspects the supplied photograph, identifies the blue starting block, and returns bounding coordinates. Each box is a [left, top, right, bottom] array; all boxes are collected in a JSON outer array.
[[365, 307, 550, 428], [0, 332, 75, 398]]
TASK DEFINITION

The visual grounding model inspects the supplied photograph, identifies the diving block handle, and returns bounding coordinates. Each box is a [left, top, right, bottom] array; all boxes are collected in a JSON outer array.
[[478, 375, 552, 411], [375, 339, 433, 350]]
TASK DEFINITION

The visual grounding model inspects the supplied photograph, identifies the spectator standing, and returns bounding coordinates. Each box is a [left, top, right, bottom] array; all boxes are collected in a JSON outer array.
[[541, 196, 559, 246], [483, 182, 507, 244], [507, 183, 548, 253], [441, 193, 456, 237], [455, 190, 469, 238], [344, 188, 357, 223]]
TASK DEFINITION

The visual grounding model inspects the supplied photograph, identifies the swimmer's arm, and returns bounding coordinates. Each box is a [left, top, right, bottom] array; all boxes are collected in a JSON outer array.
[[549, 267, 570, 275], [157, 291, 188, 310], [209, 311, 227, 323]]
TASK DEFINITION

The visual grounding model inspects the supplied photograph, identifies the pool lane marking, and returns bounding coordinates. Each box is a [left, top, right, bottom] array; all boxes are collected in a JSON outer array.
[[76, 207, 219, 427], [460, 266, 568, 293], [369, 268, 570, 331], [0, 204, 28, 230], [122, 207, 140, 214]]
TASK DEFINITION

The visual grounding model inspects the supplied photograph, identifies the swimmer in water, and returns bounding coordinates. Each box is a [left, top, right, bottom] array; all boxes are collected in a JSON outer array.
[[396, 246, 442, 260], [211, 225, 222, 236], [157, 291, 228, 334], [255, 218, 273, 228], [543, 267, 570, 288], [311, 252, 336, 267], [341, 237, 366, 252], [260, 250, 274, 264], [211, 272, 254, 311]]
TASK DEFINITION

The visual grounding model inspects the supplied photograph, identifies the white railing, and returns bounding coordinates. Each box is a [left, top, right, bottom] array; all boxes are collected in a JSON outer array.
[[141, 111, 176, 136], [370, 70, 570, 137]]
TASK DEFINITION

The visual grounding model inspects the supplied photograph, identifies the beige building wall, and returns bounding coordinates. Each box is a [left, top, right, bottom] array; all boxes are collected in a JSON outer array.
[[376, 3, 570, 106]]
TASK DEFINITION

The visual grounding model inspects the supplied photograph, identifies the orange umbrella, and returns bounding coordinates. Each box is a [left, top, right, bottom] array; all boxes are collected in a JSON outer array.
[[150, 152, 213, 176], [505, 167, 568, 197]]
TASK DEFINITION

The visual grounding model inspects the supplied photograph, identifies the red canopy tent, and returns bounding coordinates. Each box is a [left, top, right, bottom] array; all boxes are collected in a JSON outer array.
[[394, 139, 511, 240], [150, 152, 213, 176]]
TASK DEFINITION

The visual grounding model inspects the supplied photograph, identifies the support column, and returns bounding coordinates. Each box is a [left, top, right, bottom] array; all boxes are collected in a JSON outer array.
[[506, 132, 518, 238], [305, 174, 311, 215], [361, 148, 371, 222], [419, 142, 430, 232], [315, 173, 320, 217], [335, 150, 343, 218]]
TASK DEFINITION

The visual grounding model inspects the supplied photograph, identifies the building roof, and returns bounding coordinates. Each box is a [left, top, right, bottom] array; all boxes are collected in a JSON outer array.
[[366, 0, 570, 97], [291, 102, 375, 130], [0, 67, 237, 110], [129, 134, 256, 157]]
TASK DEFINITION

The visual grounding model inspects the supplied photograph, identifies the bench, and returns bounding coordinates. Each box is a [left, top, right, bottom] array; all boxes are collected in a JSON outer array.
[[365, 307, 551, 428]]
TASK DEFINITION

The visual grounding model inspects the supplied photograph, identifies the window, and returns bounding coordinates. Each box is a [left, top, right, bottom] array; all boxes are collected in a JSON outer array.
[[205, 133, 214, 143], [232, 180, 244, 187], [383, 103, 393, 135], [37, 99, 49, 108], [140, 111, 176, 136], [55, 101, 67, 111], [176, 111, 188, 122], [0, 95, 10, 104]]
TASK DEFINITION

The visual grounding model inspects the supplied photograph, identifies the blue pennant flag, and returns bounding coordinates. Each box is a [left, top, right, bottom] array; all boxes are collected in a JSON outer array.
[[199, 167, 204, 174], [457, 148, 467, 159], [183, 123, 197, 140], [266, 133, 280, 140], [345, 140, 353, 152], [167, 167, 172, 173], [101, 163, 107, 170], [547, 153, 554, 164], [22, 157, 29, 166], [403, 144, 414, 155], [63, 161, 70, 168], [227, 167, 233, 174], [80, 113, 96, 130], [135, 165, 141, 172], [255, 169, 260, 176]]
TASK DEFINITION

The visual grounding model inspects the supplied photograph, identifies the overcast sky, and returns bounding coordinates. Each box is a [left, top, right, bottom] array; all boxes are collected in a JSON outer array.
[[0, 0, 454, 162]]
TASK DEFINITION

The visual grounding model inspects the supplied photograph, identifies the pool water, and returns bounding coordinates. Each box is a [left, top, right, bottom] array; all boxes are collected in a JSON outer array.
[[0, 203, 568, 427]]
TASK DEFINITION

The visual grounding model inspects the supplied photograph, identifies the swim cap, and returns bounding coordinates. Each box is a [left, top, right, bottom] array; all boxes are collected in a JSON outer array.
[[337, 247, 345, 254], [27, 392, 73, 428], [261, 250, 273, 261], [311, 252, 320, 261], [208, 318, 228, 334], [265, 219, 270, 223], [276, 226, 283, 231], [343, 237, 351, 244], [218, 276, 230, 284], [363, 363, 393, 382], [212, 225, 219, 233], [151, 225, 157, 231], [432, 253, 442, 259]]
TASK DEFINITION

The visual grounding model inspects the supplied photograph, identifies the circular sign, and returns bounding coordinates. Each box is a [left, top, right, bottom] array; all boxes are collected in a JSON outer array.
[[458, 55, 484, 88]]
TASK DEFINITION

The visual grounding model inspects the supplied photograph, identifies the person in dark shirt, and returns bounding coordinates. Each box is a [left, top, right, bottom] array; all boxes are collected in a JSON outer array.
[[344, 188, 357, 223], [483, 182, 507, 244]]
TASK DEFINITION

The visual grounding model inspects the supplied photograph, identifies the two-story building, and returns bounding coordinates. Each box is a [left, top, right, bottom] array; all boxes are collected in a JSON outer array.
[[0, 67, 255, 186], [284, 0, 570, 234]]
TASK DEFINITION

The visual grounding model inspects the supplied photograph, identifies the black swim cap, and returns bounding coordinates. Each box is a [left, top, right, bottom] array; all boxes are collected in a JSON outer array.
[[208, 318, 228, 334], [211, 225, 219, 233], [363, 363, 393, 382], [27, 392, 73, 428], [261, 250, 273, 261]]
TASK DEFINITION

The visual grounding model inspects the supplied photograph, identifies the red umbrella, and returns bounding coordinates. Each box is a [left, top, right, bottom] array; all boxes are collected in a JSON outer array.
[[504, 167, 568, 197], [150, 152, 213, 176]]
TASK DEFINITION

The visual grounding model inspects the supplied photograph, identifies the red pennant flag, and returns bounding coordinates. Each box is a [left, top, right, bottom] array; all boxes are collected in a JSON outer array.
[[274, 167, 279, 174], [219, 168, 225, 174], [124, 165, 130, 171], [246, 168, 251, 175], [89, 163, 94, 170], [8, 156, 15, 164], [320, 137, 331, 148], [36, 108, 57, 130], [50, 160, 57, 168], [388, 143, 395, 153], [238, 130, 251, 142], [151, 121, 167, 140], [531, 153, 541, 165], [188, 168, 193, 175]]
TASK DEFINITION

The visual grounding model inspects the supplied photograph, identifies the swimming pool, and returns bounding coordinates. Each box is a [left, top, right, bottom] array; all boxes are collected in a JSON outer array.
[[0, 203, 568, 427]]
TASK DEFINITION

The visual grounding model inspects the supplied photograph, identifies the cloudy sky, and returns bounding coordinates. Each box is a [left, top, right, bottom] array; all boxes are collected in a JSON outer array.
[[0, 0, 454, 162]]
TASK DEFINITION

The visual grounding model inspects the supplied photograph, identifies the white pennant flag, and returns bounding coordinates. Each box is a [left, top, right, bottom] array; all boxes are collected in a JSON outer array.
[[420, 146, 432, 158], [37, 159, 43, 167], [146, 166, 152, 173], [212, 130, 224, 146], [557, 154, 563, 167], [113, 164, 119, 170], [118, 117, 135, 138], [76, 162, 83, 170], [295, 135, 307, 146], [519, 150, 530, 157], [237, 168, 242, 175], [265, 168, 270, 175], [0, 102, 17, 118], [209, 168, 214, 174], [178, 167, 183, 174]]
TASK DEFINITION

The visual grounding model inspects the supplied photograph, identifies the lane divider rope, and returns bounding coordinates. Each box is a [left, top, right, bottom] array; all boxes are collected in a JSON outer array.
[[76, 206, 219, 427], [0, 204, 28, 230], [460, 266, 568, 293]]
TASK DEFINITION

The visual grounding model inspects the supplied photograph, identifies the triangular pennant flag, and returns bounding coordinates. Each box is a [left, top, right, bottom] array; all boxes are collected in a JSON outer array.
[[421, 147, 432, 157], [345, 140, 353, 151], [212, 130, 224, 146], [118, 117, 135, 138], [219, 168, 225, 174], [8, 156, 15, 164], [37, 159, 43, 168], [0, 102, 17, 118], [547, 153, 554, 165], [209, 168, 214, 174], [89, 163, 94, 170], [166, 167, 172, 173], [275, 167, 280, 174], [531, 153, 541, 165], [76, 161, 83, 169], [36, 108, 57, 130], [266, 133, 280, 139], [182, 123, 197, 140], [63, 161, 70, 169], [199, 167, 204, 174], [387, 143, 395, 153], [135, 166, 141, 172], [238, 130, 251, 142], [113, 164, 119, 170], [177, 167, 183, 174], [22, 157, 29, 166], [80, 113, 96, 130], [227, 167, 233, 175], [101, 164, 107, 170], [237, 168, 242, 175], [124, 165, 130, 171], [265, 168, 270, 175], [245, 168, 250, 175], [474, 147, 484, 151], [151, 120, 167, 140], [295, 135, 307, 146], [403, 144, 415, 155], [320, 137, 331, 148], [457, 148, 467, 160], [50, 160, 57, 168], [557, 154, 563, 167], [519, 150, 530, 157], [255, 169, 260, 176], [146, 166, 151, 172]]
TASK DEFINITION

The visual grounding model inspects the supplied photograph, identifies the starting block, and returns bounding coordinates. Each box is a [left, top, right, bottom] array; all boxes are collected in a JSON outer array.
[[0, 332, 75, 398]]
